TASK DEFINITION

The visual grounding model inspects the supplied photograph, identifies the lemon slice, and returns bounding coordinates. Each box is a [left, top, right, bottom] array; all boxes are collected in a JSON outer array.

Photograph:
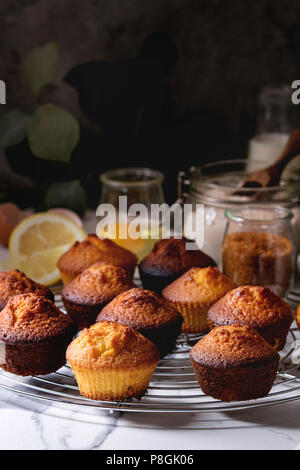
[[9, 212, 86, 257], [0, 257, 15, 271], [7, 212, 86, 285], [0, 246, 70, 285]]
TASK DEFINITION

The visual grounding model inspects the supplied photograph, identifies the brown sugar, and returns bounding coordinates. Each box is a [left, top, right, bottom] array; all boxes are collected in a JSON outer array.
[[222, 231, 293, 297]]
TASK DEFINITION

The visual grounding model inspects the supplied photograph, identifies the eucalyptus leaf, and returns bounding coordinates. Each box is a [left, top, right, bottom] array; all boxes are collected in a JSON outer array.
[[28, 104, 80, 162], [0, 109, 30, 147], [0, 192, 7, 203], [20, 42, 59, 95], [45, 180, 87, 217]]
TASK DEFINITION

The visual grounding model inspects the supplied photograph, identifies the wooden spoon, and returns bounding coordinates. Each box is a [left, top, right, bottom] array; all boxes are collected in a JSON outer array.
[[237, 129, 300, 190]]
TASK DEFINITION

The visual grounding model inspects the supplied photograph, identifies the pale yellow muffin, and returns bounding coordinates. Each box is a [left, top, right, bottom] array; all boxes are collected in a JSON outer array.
[[57, 234, 137, 285], [66, 321, 160, 401], [162, 267, 236, 333]]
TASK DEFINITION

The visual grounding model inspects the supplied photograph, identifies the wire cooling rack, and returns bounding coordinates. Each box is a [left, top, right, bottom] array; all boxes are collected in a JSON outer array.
[[0, 281, 299, 413]]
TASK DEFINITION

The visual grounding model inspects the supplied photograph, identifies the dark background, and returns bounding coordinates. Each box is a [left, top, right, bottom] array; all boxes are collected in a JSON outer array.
[[1, 0, 300, 207]]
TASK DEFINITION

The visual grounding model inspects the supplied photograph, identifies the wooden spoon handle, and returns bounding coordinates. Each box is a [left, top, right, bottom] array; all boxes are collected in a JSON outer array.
[[269, 129, 300, 174]]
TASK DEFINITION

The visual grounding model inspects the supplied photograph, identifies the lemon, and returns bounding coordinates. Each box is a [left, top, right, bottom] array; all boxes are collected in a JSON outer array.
[[0, 246, 70, 285], [8, 212, 86, 285], [0, 257, 15, 271]]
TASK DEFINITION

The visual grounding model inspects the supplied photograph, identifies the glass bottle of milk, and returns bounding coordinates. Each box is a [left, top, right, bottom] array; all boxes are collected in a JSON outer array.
[[248, 86, 300, 179]]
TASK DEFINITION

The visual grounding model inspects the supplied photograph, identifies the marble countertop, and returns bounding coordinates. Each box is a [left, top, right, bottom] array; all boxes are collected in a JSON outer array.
[[0, 214, 299, 450], [1, 388, 300, 450]]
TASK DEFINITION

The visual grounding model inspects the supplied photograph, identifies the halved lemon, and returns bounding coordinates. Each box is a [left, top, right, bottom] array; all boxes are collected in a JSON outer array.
[[8, 212, 86, 285], [0, 245, 70, 285]]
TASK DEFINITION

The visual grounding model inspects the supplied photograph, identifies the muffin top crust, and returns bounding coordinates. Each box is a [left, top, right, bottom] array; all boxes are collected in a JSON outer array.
[[0, 270, 54, 309], [98, 288, 183, 329], [190, 324, 279, 369], [66, 321, 160, 370], [162, 266, 236, 306], [139, 237, 216, 276], [208, 285, 294, 328], [0, 293, 74, 345], [61, 263, 135, 306], [57, 239, 104, 275], [57, 234, 137, 276]]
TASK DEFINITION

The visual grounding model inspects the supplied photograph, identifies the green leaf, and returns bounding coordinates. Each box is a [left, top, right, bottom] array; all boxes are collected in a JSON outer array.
[[0, 109, 30, 147], [45, 180, 87, 217], [20, 42, 59, 95], [0, 192, 8, 203], [28, 103, 80, 162]]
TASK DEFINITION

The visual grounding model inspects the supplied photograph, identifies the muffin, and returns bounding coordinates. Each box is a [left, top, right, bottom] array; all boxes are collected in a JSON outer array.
[[0, 270, 54, 310], [208, 285, 293, 350], [0, 293, 75, 376], [296, 303, 300, 332], [57, 234, 137, 285], [97, 288, 183, 357], [67, 321, 160, 401], [62, 263, 135, 330], [190, 325, 279, 402], [139, 237, 216, 293], [162, 267, 236, 334]]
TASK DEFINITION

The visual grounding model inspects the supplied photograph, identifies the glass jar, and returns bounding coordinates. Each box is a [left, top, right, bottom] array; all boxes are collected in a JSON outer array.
[[99, 167, 165, 260], [248, 85, 300, 180], [100, 167, 165, 208], [222, 206, 295, 297], [181, 160, 300, 270]]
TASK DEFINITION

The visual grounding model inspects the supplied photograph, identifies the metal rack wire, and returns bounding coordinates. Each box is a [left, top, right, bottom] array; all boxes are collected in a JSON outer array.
[[0, 283, 299, 413]]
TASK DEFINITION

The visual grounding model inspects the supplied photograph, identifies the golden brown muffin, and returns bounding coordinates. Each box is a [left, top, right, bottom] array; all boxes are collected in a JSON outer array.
[[0, 270, 54, 310], [139, 237, 216, 293], [208, 285, 293, 350], [62, 263, 135, 330], [190, 325, 279, 402], [57, 234, 137, 285], [97, 288, 183, 357], [162, 266, 236, 334], [296, 303, 300, 332], [67, 321, 160, 401], [0, 293, 75, 376], [222, 231, 293, 297]]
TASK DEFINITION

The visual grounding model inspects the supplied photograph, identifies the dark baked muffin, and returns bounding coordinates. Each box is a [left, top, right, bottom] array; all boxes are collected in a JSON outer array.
[[139, 237, 216, 293], [296, 303, 300, 332], [0, 293, 75, 376], [67, 321, 159, 401], [208, 285, 293, 350], [162, 267, 236, 333], [190, 325, 279, 402], [0, 270, 54, 310], [62, 262, 135, 330], [57, 234, 137, 285], [97, 288, 183, 357]]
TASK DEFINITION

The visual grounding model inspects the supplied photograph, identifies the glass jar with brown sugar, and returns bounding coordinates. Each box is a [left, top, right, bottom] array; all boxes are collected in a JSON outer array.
[[222, 206, 295, 297]]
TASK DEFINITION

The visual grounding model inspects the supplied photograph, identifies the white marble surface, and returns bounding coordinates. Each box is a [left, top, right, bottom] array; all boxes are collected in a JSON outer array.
[[1, 388, 300, 450], [0, 213, 300, 450]]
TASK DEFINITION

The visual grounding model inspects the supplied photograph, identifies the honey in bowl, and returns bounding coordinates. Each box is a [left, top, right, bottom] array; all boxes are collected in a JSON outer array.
[[97, 220, 161, 261]]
